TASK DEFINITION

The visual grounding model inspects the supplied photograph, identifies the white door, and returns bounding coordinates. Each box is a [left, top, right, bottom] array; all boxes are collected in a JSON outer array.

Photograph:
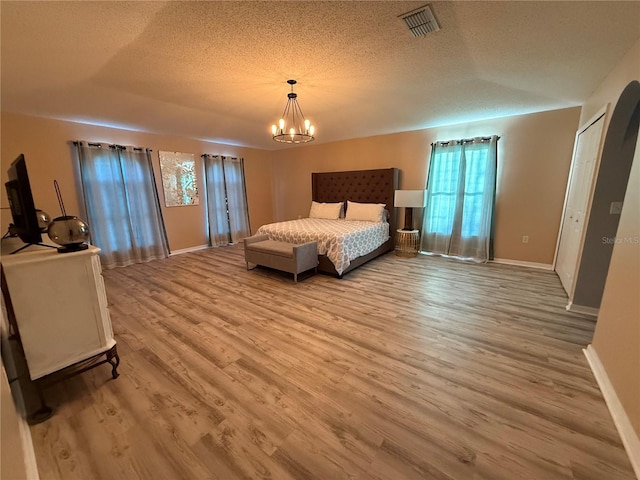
[[556, 114, 605, 295]]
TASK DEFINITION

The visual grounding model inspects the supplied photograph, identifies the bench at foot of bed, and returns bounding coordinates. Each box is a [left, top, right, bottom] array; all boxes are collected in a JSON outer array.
[[244, 235, 318, 283]]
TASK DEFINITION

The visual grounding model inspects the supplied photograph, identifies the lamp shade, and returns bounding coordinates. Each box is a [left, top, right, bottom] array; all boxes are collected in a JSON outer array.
[[394, 190, 427, 208]]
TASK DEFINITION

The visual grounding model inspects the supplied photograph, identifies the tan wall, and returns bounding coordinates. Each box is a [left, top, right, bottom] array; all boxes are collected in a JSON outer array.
[[590, 38, 640, 438], [593, 135, 639, 436], [0, 113, 274, 252], [271, 107, 581, 265], [580, 38, 640, 129], [572, 39, 640, 310]]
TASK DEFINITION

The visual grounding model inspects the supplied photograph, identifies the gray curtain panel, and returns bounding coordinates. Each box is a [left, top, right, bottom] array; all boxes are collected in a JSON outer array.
[[203, 155, 250, 246], [421, 135, 498, 262], [76, 142, 170, 268]]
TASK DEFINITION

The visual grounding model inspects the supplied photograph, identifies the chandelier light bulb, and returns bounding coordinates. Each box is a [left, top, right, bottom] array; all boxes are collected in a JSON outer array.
[[279, 118, 285, 130], [271, 124, 277, 135], [290, 127, 295, 137], [304, 119, 310, 132], [309, 125, 315, 136]]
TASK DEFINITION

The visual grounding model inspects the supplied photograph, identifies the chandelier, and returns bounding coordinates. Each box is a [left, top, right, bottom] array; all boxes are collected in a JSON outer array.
[[271, 79, 315, 144]]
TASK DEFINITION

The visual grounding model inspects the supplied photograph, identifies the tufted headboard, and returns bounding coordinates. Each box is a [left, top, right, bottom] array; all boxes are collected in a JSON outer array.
[[312, 168, 399, 240]]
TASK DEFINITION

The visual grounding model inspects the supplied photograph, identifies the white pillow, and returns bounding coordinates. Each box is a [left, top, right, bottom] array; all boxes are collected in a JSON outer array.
[[345, 201, 386, 222], [309, 201, 343, 220]]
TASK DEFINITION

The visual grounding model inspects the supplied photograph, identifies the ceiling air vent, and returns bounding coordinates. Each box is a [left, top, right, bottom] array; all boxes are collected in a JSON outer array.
[[399, 5, 440, 37]]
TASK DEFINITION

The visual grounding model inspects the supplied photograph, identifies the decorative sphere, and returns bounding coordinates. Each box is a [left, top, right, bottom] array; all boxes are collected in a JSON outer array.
[[47, 215, 90, 252], [35, 210, 51, 232]]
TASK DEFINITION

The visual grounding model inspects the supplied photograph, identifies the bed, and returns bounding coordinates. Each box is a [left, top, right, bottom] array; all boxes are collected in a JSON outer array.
[[256, 168, 399, 277]]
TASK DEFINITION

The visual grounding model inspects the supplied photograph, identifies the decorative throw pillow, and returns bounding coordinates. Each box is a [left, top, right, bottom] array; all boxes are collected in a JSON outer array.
[[345, 201, 386, 222], [309, 201, 343, 220]]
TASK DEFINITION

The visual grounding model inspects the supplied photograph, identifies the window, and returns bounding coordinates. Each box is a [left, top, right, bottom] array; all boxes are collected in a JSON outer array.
[[76, 142, 169, 268], [421, 136, 498, 262], [202, 155, 250, 246]]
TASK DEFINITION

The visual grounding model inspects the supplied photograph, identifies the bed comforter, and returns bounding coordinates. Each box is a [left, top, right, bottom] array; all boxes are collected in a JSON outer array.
[[256, 218, 389, 275]]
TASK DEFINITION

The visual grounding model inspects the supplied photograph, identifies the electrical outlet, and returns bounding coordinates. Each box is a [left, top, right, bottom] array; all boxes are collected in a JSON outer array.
[[522, 235, 529, 244]]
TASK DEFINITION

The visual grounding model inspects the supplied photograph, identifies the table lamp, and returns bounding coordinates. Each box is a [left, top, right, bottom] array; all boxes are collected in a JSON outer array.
[[394, 190, 427, 230]]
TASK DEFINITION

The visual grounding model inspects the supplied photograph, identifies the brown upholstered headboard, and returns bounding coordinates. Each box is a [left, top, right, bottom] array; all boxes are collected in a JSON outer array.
[[312, 168, 399, 239]]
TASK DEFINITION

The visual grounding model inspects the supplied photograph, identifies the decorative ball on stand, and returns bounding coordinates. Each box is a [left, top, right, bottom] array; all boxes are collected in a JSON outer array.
[[47, 215, 90, 253]]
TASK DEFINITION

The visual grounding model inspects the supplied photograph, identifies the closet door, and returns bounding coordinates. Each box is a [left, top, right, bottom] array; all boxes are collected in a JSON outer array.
[[555, 113, 605, 295]]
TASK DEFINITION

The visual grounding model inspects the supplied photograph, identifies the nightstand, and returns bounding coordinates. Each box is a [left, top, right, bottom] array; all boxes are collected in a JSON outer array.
[[395, 229, 420, 257]]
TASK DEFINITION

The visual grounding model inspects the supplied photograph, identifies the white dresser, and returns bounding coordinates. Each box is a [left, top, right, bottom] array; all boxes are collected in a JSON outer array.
[[1, 243, 117, 380]]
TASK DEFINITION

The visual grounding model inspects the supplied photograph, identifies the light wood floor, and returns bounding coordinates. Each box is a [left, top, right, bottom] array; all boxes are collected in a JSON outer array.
[[29, 245, 635, 480]]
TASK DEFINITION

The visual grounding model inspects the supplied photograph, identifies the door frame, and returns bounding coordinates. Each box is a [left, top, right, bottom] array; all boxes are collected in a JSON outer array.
[[552, 104, 609, 299]]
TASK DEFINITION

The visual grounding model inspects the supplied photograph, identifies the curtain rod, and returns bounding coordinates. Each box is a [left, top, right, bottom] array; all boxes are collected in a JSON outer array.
[[73, 141, 152, 151], [201, 154, 240, 160], [431, 135, 500, 146]]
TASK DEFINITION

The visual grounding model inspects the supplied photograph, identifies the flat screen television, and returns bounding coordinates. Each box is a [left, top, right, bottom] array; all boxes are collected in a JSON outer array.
[[5, 154, 43, 246]]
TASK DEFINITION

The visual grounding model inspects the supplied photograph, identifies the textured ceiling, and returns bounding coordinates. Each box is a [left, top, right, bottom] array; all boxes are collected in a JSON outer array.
[[2, 1, 639, 150]]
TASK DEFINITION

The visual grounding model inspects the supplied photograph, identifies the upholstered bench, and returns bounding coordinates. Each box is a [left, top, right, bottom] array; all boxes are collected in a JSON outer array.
[[244, 234, 318, 283]]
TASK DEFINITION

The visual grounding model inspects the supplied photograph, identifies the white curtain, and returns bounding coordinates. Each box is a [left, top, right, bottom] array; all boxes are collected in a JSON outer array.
[[203, 155, 250, 246], [76, 142, 169, 268], [421, 136, 498, 262]]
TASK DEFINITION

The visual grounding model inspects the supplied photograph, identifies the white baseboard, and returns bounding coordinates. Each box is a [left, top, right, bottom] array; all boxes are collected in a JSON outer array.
[[491, 258, 554, 270], [584, 345, 640, 479], [566, 302, 599, 317], [169, 244, 209, 256], [1, 366, 40, 480], [15, 382, 41, 480]]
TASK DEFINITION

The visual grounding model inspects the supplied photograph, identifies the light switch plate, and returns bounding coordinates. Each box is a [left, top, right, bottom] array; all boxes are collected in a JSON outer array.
[[609, 201, 623, 214]]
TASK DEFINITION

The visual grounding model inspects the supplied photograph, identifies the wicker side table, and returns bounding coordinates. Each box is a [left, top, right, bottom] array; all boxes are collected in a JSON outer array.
[[395, 229, 420, 257]]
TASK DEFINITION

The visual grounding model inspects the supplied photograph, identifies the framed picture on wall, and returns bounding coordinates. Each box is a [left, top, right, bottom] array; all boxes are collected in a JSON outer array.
[[158, 151, 199, 207]]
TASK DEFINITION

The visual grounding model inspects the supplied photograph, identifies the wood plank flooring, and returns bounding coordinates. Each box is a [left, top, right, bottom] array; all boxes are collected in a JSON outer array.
[[29, 245, 635, 479]]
